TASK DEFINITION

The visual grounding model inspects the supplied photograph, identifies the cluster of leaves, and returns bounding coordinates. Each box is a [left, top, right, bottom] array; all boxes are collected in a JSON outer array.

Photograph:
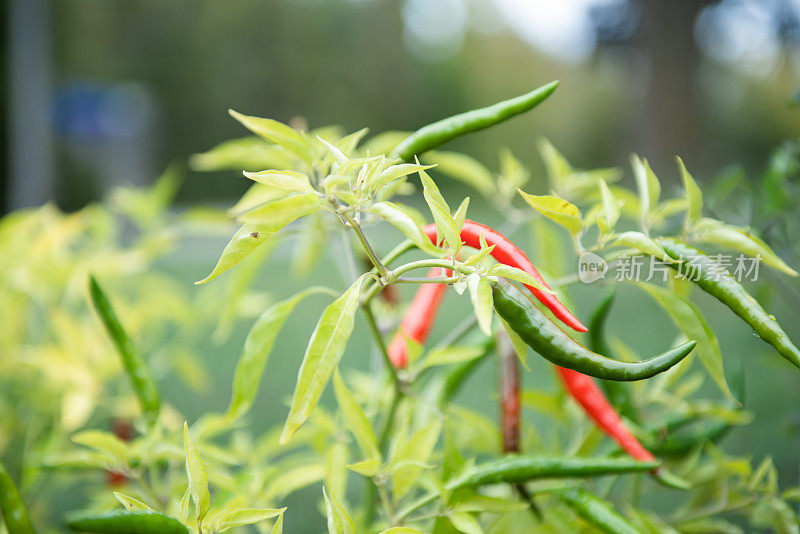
[[2, 102, 799, 534]]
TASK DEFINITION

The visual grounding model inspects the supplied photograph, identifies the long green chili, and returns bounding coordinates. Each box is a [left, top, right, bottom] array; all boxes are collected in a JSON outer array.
[[0, 462, 35, 534], [391, 81, 559, 161], [492, 280, 697, 381], [89, 275, 161, 426], [555, 487, 641, 534], [448, 455, 659, 490], [65, 510, 189, 534], [660, 238, 800, 369]]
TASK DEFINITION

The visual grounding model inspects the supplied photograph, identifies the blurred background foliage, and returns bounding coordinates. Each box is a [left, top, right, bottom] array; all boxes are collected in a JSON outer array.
[[2, 0, 800, 531], [4, 0, 800, 212]]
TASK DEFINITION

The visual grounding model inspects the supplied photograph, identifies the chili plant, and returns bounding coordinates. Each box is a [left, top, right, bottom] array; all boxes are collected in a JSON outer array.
[[2, 82, 800, 533]]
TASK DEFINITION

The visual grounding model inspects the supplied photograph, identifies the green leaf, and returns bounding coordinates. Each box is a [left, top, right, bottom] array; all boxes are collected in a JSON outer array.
[[423, 151, 495, 196], [419, 169, 461, 252], [637, 282, 735, 402], [391, 421, 442, 499], [323, 488, 356, 534], [347, 458, 381, 477], [598, 179, 620, 231], [190, 136, 294, 172], [452, 494, 528, 513], [380, 529, 427, 534], [499, 317, 528, 367], [422, 345, 485, 368], [369, 202, 441, 256], [72, 430, 129, 465], [239, 191, 322, 228], [517, 190, 582, 235], [454, 197, 470, 231], [271, 512, 284, 534], [695, 225, 798, 277], [217, 508, 286, 532], [611, 231, 674, 263], [677, 156, 703, 226], [198, 193, 322, 284], [183, 422, 211, 522], [467, 274, 494, 335], [227, 287, 334, 420], [242, 170, 313, 193], [631, 154, 660, 220], [537, 138, 573, 187], [486, 264, 555, 294], [370, 163, 434, 194], [280, 276, 367, 443], [229, 110, 312, 163], [113, 492, 153, 512], [462, 233, 494, 267], [333, 370, 381, 462], [448, 512, 484, 534], [317, 136, 350, 165]]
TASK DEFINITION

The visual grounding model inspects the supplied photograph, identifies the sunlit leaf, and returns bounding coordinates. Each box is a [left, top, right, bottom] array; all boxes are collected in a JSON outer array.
[[113, 492, 153, 512], [486, 264, 554, 294], [677, 156, 703, 226], [183, 422, 211, 522], [217, 508, 286, 532], [280, 276, 368, 443], [229, 110, 312, 164], [467, 273, 493, 335], [72, 430, 129, 465], [448, 511, 484, 534], [333, 370, 380, 462], [422, 345, 485, 368], [369, 202, 441, 256], [695, 224, 798, 277], [242, 170, 313, 193], [391, 420, 441, 499], [419, 169, 461, 252], [517, 190, 582, 235], [423, 150, 495, 196], [227, 287, 334, 420]]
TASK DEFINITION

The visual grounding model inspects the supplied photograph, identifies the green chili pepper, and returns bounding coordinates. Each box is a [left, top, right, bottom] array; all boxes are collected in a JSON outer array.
[[0, 462, 35, 534], [588, 289, 636, 420], [448, 455, 658, 490], [89, 276, 161, 426], [65, 510, 189, 534], [391, 81, 559, 161], [492, 280, 697, 381], [647, 419, 732, 457], [660, 238, 800, 370], [555, 487, 641, 534]]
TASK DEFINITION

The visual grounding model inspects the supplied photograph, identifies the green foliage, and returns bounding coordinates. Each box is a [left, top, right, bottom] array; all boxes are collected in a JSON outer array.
[[1, 93, 799, 534]]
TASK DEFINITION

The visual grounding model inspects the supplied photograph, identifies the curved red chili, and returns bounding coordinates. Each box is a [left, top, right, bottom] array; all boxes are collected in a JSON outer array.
[[422, 220, 587, 333], [556, 368, 654, 462], [387, 267, 448, 368]]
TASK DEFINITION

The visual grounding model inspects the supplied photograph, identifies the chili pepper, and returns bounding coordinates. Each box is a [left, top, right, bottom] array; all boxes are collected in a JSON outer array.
[[386, 267, 449, 368], [89, 276, 161, 426], [447, 455, 658, 490], [660, 238, 800, 370], [0, 461, 35, 534], [557, 368, 654, 462], [106, 419, 135, 487], [492, 279, 697, 381], [423, 220, 587, 332], [391, 81, 559, 162], [588, 290, 635, 419], [65, 510, 189, 534], [555, 487, 640, 534]]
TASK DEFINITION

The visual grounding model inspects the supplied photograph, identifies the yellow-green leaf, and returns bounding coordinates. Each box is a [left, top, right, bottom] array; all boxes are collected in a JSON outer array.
[[218, 508, 286, 532], [280, 276, 367, 443], [72, 430, 129, 465], [183, 422, 211, 522], [391, 421, 441, 499], [467, 273, 493, 335], [333, 370, 380, 462], [227, 287, 335, 420], [486, 264, 555, 294], [696, 225, 798, 277], [242, 170, 312, 193], [369, 202, 441, 256], [229, 110, 312, 163], [419, 169, 461, 252], [517, 190, 582, 235], [423, 150, 495, 196]]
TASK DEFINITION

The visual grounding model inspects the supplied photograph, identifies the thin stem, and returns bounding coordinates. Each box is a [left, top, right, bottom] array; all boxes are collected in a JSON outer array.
[[340, 210, 388, 277], [362, 304, 401, 390], [395, 276, 459, 284], [395, 491, 439, 522]]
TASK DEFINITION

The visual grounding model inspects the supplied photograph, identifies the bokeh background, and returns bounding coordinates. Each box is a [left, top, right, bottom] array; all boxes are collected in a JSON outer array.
[[3, 0, 800, 529]]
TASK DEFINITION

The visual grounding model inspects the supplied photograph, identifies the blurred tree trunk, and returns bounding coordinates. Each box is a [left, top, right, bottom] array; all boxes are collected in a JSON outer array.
[[639, 0, 709, 170]]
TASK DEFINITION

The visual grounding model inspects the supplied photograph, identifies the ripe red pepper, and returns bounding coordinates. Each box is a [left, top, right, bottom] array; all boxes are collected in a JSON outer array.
[[389, 219, 657, 468], [556, 368, 655, 462], [387, 267, 448, 368], [422, 220, 587, 333]]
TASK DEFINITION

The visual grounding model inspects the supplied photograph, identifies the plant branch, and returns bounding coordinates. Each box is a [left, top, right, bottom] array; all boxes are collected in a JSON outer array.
[[340, 210, 388, 278]]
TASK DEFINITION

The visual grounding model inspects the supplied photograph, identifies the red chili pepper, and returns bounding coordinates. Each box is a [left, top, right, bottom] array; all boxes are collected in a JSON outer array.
[[422, 220, 587, 333], [387, 267, 449, 368], [389, 219, 656, 468], [556, 368, 655, 462]]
